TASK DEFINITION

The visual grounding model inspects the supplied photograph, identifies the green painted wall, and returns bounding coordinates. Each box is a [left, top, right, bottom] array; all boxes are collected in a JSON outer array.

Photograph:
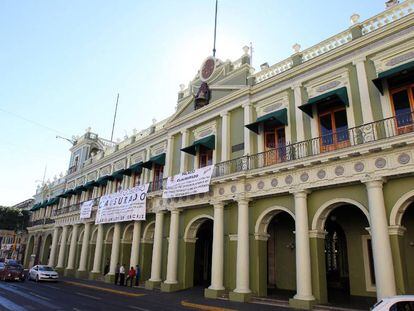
[[402, 206, 414, 294], [348, 64, 364, 126], [365, 59, 383, 121], [383, 176, 414, 216], [301, 87, 312, 140], [230, 107, 244, 159], [288, 89, 297, 143], [172, 133, 182, 175]]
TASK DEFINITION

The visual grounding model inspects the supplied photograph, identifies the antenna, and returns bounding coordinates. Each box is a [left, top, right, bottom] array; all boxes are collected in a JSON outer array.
[[110, 93, 120, 142], [213, 0, 218, 57]]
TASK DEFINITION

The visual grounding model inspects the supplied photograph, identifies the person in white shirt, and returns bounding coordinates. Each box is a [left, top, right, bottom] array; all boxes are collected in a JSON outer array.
[[119, 264, 126, 286]]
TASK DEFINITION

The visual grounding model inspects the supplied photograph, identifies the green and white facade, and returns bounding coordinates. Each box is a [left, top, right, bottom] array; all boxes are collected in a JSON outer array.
[[26, 1, 414, 308]]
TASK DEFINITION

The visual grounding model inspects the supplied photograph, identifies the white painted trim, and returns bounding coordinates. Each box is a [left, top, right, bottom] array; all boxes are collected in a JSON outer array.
[[183, 214, 213, 241], [254, 206, 295, 237], [389, 189, 414, 226], [122, 223, 134, 242], [361, 235, 377, 292], [142, 221, 156, 242], [311, 198, 370, 231]]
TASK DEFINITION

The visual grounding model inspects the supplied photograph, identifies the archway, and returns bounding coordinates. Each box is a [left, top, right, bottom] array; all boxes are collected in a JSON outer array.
[[183, 215, 213, 289], [76, 229, 84, 269], [121, 224, 134, 268], [401, 202, 414, 294], [24, 235, 34, 267], [141, 221, 155, 282], [35, 236, 42, 265], [88, 227, 98, 271], [103, 226, 114, 274], [317, 203, 374, 307], [41, 234, 53, 265]]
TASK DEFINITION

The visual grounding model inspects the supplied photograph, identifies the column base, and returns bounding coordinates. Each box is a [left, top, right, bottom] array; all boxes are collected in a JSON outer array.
[[64, 268, 76, 277], [88, 271, 103, 280], [229, 291, 251, 302], [289, 297, 315, 310], [75, 270, 89, 279], [145, 280, 161, 290], [104, 273, 115, 283], [204, 288, 225, 299], [161, 282, 181, 292]]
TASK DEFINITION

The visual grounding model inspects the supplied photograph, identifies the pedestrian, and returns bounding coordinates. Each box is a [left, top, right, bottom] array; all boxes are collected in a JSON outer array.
[[114, 263, 120, 285], [104, 258, 110, 276], [135, 264, 141, 286], [126, 266, 136, 287], [119, 264, 126, 286]]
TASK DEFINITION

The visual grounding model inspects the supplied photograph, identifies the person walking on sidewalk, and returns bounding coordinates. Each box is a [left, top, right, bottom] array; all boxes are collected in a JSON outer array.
[[114, 263, 120, 285], [119, 264, 126, 286], [126, 266, 136, 287], [135, 264, 141, 286]]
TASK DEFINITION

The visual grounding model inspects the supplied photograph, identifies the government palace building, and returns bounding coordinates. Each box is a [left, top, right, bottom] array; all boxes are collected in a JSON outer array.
[[26, 1, 414, 309]]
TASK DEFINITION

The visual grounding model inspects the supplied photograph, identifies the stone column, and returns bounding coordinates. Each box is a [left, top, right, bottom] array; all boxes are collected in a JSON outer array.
[[165, 135, 174, 177], [206, 202, 225, 298], [290, 190, 315, 309], [364, 178, 396, 300], [292, 84, 305, 141], [353, 57, 374, 124], [180, 130, 189, 173], [229, 198, 251, 302], [162, 210, 180, 292], [56, 225, 68, 269], [107, 223, 121, 280], [221, 112, 230, 161], [146, 211, 164, 289], [243, 103, 253, 156], [90, 224, 104, 277], [48, 227, 59, 267], [66, 224, 79, 275], [130, 221, 142, 268], [77, 222, 91, 277]]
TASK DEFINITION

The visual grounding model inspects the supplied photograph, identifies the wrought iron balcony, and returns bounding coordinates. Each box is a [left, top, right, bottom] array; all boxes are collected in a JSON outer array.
[[213, 111, 414, 178], [28, 218, 55, 227], [148, 178, 166, 193]]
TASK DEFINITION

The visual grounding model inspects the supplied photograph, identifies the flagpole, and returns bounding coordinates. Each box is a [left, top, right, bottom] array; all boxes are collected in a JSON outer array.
[[213, 0, 218, 57]]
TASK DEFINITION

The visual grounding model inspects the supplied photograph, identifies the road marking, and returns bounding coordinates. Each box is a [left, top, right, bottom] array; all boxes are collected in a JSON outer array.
[[0, 295, 28, 311], [75, 292, 101, 300], [128, 305, 151, 311], [43, 284, 60, 290], [0, 283, 58, 309], [181, 300, 237, 311], [63, 281, 145, 298], [29, 292, 51, 301]]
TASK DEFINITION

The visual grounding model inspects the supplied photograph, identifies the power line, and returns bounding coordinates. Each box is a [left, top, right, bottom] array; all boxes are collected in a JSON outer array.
[[0, 107, 69, 136]]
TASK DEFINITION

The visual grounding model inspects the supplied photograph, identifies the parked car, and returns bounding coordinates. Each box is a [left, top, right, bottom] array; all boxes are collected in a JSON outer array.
[[371, 296, 414, 311], [0, 261, 25, 281], [28, 265, 59, 282]]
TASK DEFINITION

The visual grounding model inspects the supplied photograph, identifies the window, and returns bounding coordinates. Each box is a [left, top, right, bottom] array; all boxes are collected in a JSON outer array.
[[318, 106, 349, 152], [390, 301, 414, 311], [390, 85, 414, 134], [199, 145, 213, 168], [264, 125, 286, 165], [152, 164, 164, 191], [132, 173, 141, 187], [87, 189, 93, 200], [100, 184, 107, 196], [114, 179, 122, 192]]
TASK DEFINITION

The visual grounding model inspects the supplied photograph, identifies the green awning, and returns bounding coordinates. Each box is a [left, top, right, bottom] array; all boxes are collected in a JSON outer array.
[[127, 162, 143, 175], [97, 175, 114, 186], [57, 192, 69, 198], [142, 153, 166, 169], [64, 189, 76, 196], [245, 109, 288, 134], [299, 87, 349, 117], [74, 185, 86, 194], [181, 135, 216, 156], [84, 180, 99, 189], [47, 197, 60, 206], [30, 203, 41, 211], [39, 200, 49, 209], [111, 168, 131, 180], [373, 61, 414, 94]]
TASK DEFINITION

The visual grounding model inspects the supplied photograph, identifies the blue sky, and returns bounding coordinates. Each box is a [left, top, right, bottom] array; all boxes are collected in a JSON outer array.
[[0, 1, 386, 205]]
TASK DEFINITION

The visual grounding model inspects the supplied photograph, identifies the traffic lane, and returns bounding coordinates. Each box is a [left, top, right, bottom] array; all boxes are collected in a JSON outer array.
[[2, 280, 181, 311]]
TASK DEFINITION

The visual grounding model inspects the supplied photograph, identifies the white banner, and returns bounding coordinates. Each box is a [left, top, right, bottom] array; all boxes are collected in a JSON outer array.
[[95, 184, 149, 224], [163, 165, 214, 199], [80, 200, 94, 219]]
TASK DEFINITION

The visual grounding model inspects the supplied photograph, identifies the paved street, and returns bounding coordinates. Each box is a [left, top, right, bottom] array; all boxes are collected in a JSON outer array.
[[0, 278, 292, 311]]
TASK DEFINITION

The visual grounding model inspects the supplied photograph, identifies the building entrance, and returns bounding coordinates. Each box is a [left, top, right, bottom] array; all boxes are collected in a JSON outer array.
[[193, 220, 213, 286]]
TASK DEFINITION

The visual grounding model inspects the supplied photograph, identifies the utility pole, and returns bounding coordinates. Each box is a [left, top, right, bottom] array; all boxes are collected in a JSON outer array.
[[110, 93, 120, 142]]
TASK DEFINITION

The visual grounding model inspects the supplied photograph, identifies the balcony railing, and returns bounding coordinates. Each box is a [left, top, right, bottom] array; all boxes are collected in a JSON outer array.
[[28, 218, 55, 227], [148, 178, 166, 193], [213, 111, 414, 178]]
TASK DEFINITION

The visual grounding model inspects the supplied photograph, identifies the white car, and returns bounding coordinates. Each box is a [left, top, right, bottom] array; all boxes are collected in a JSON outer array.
[[28, 265, 59, 282], [371, 296, 414, 311]]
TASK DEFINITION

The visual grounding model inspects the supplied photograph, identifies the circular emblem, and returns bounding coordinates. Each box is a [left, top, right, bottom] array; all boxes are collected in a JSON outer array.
[[354, 162, 365, 172], [231, 185, 237, 193], [300, 173, 309, 182], [271, 178, 278, 187], [335, 166, 345, 176], [257, 181, 265, 190], [200, 56, 216, 81], [285, 175, 293, 185], [219, 188, 225, 195], [245, 184, 252, 192], [398, 153, 410, 165], [375, 158, 386, 168], [199, 193, 205, 199], [190, 194, 196, 200], [317, 170, 326, 179]]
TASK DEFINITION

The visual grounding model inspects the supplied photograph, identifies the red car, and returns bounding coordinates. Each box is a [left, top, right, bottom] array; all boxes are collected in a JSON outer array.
[[0, 261, 25, 281]]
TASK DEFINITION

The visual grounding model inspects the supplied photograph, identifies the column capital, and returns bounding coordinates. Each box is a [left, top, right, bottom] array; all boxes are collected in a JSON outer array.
[[234, 195, 251, 205], [180, 128, 189, 135], [220, 111, 230, 118], [388, 225, 407, 236], [309, 229, 327, 239], [169, 209, 181, 215], [289, 189, 311, 197], [352, 55, 367, 65], [210, 201, 225, 209], [291, 82, 302, 90], [361, 175, 386, 188], [242, 102, 252, 109]]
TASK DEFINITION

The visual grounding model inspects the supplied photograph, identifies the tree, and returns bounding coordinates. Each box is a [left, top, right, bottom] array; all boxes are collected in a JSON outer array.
[[0, 206, 30, 231]]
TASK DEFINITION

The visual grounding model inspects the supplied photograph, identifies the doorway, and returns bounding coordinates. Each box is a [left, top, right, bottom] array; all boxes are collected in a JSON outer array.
[[193, 220, 213, 286]]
